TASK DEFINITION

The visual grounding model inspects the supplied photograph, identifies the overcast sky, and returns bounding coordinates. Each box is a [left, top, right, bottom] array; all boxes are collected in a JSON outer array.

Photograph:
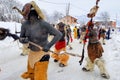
[[17, 0, 120, 20]]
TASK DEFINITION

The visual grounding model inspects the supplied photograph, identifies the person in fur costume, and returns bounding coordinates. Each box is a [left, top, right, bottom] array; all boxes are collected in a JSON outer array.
[[66, 25, 73, 50], [51, 22, 69, 67], [79, 25, 86, 44], [99, 27, 106, 45], [19, 1, 62, 80], [82, 27, 110, 79]]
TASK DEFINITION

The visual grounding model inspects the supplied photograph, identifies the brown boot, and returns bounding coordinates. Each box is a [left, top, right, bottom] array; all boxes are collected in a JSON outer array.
[[21, 63, 34, 79], [34, 61, 49, 80], [59, 53, 69, 66]]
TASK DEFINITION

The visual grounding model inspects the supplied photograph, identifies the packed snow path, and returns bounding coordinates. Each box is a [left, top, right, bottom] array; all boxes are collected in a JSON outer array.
[[0, 22, 120, 80], [0, 31, 120, 80]]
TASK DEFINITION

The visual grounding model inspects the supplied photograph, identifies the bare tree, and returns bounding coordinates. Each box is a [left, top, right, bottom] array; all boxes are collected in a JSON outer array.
[[99, 12, 110, 28], [0, 0, 64, 23], [42, 10, 51, 23], [0, 0, 22, 22], [43, 11, 64, 24], [52, 11, 64, 24]]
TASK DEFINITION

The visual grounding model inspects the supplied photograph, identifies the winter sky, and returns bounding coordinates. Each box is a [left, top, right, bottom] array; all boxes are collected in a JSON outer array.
[[17, 0, 120, 19]]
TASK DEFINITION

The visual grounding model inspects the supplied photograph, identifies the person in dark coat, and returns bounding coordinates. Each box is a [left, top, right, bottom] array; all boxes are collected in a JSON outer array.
[[106, 27, 111, 40]]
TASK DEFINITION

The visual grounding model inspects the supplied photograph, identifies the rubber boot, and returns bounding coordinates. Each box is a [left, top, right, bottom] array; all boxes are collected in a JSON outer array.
[[34, 61, 49, 80], [95, 58, 110, 79], [21, 62, 34, 80]]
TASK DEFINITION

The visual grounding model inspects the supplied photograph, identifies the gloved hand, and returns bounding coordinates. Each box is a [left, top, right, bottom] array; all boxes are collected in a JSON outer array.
[[42, 45, 50, 52], [19, 37, 29, 44]]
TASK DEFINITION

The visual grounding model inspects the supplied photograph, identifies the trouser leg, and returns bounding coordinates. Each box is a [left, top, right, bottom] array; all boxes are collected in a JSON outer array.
[[34, 55, 50, 80], [82, 57, 95, 71], [94, 58, 110, 79]]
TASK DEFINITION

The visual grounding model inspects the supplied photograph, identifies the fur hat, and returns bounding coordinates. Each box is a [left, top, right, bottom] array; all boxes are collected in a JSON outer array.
[[22, 1, 45, 20], [57, 22, 65, 28], [30, 1, 45, 20], [57, 22, 65, 31], [87, 5, 99, 18], [22, 3, 32, 20]]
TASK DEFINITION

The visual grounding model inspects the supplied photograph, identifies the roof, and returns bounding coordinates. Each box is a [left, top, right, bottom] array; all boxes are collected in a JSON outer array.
[[62, 15, 77, 20]]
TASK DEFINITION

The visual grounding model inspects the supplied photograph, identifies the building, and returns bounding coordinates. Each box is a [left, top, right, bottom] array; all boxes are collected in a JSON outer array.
[[109, 20, 116, 28], [94, 19, 116, 28], [59, 15, 77, 26]]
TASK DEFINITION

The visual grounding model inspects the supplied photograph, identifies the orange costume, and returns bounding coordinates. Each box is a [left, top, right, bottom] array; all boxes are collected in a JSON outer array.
[[51, 22, 69, 67]]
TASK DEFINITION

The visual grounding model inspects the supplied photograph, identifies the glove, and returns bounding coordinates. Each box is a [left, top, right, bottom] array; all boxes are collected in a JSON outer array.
[[19, 37, 29, 44], [42, 45, 50, 52]]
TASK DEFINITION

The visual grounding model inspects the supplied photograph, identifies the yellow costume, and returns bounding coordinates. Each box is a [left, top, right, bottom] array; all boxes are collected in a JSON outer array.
[[73, 26, 77, 39]]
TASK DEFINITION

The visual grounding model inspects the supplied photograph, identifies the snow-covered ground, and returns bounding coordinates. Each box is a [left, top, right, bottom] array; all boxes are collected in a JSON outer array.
[[0, 22, 120, 80]]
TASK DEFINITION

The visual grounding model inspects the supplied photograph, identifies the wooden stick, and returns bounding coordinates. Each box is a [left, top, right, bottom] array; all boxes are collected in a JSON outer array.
[[29, 41, 81, 57], [12, 6, 23, 16]]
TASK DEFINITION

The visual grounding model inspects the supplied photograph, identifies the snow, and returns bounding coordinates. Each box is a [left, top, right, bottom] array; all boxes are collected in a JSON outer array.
[[0, 22, 120, 80]]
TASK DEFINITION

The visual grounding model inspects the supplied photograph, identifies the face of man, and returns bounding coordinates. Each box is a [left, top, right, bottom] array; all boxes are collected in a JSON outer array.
[[29, 15, 37, 23], [28, 10, 38, 23]]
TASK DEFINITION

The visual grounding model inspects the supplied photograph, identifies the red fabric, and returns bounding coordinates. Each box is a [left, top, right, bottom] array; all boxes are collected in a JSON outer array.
[[70, 37, 73, 42], [87, 21, 94, 30], [83, 29, 89, 44], [87, 20, 94, 26], [55, 41, 66, 50], [98, 33, 100, 40], [70, 35, 73, 42]]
